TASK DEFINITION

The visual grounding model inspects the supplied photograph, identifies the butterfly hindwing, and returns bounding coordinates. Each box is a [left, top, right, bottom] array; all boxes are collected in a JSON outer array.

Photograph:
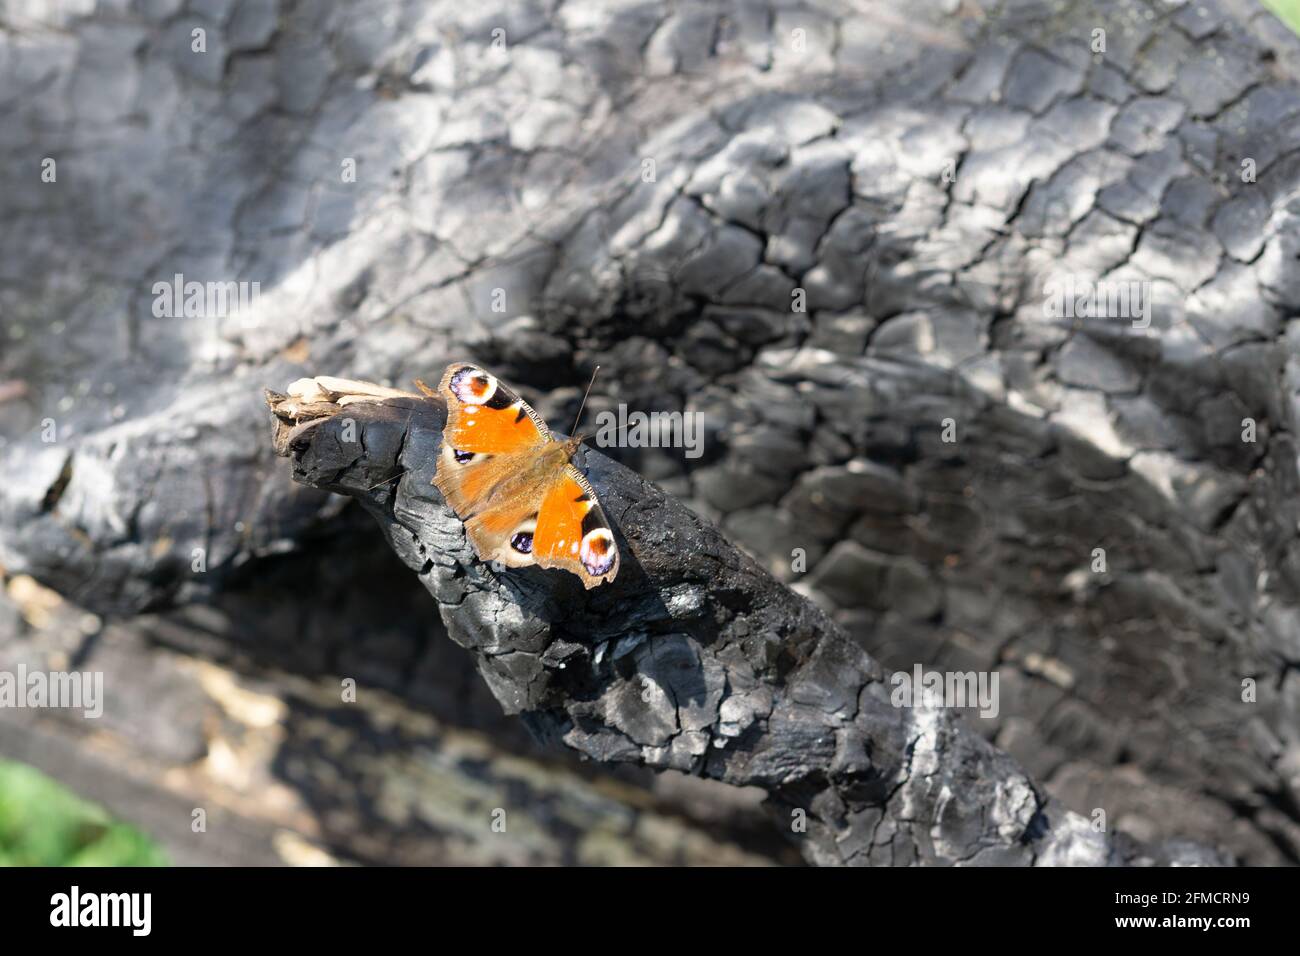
[[463, 489, 548, 569], [434, 444, 527, 518]]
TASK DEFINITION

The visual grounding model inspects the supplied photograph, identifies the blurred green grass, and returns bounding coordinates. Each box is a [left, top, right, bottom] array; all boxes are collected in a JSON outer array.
[[0, 760, 168, 866], [1266, 0, 1300, 35]]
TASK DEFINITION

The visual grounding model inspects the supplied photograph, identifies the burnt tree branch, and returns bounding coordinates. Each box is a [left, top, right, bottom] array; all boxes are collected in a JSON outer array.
[[266, 376, 1226, 866]]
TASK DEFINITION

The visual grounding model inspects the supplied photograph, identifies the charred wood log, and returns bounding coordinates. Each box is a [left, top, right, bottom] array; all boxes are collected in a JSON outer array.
[[266, 376, 1227, 866]]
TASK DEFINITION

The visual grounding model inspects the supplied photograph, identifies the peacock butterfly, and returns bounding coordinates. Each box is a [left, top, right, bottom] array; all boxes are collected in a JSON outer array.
[[416, 363, 619, 589]]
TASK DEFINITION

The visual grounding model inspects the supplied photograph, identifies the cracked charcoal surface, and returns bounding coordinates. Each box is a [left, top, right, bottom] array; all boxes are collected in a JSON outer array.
[[2, 0, 1299, 863], [269, 387, 1214, 865]]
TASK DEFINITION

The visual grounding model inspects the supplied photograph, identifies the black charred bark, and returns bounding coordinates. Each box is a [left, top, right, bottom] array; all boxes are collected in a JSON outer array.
[[266, 380, 1226, 866]]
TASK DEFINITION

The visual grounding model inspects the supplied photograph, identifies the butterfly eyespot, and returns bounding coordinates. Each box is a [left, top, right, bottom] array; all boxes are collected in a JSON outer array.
[[579, 528, 615, 576], [510, 531, 534, 554], [449, 367, 498, 405], [453, 449, 475, 463]]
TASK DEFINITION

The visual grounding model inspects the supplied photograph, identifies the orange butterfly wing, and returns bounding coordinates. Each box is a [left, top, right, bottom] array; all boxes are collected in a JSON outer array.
[[437, 364, 550, 456], [532, 465, 619, 588]]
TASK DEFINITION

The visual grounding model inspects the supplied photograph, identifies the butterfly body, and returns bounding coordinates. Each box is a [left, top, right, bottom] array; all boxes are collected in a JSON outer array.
[[423, 364, 619, 589]]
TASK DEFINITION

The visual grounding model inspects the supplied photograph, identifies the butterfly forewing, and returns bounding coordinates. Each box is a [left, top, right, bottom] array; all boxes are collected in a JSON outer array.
[[532, 465, 619, 587], [437, 363, 550, 456]]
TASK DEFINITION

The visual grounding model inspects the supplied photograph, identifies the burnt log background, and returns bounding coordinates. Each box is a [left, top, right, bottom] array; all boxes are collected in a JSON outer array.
[[2, 0, 1300, 864]]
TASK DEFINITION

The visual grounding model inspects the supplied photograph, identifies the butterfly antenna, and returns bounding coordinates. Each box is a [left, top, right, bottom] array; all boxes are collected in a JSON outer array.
[[363, 470, 408, 491], [569, 365, 600, 440]]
